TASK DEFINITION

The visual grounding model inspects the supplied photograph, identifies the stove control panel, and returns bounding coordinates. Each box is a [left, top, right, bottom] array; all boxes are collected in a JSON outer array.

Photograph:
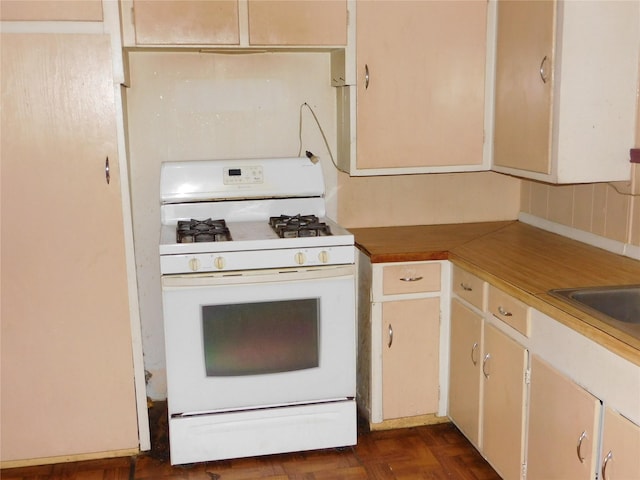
[[223, 165, 263, 185], [160, 246, 354, 275]]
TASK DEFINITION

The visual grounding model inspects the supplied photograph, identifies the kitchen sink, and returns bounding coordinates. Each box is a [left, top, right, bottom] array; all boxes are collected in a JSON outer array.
[[549, 285, 640, 332]]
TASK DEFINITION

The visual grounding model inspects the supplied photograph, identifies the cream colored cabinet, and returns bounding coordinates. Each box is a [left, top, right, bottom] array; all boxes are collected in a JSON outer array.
[[481, 324, 528, 480], [0, 34, 139, 465], [336, 0, 490, 175], [449, 299, 483, 447], [247, 0, 347, 46], [127, 0, 240, 45], [356, 253, 445, 429], [122, 0, 347, 47], [0, 0, 103, 21], [600, 407, 640, 480], [449, 266, 529, 480], [526, 355, 600, 480], [382, 298, 440, 420], [493, 0, 639, 183]]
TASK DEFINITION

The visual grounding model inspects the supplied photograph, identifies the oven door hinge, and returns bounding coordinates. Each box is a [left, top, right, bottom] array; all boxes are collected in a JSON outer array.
[[524, 368, 531, 385]]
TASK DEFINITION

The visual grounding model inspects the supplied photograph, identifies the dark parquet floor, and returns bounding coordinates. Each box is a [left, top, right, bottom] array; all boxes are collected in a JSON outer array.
[[2, 401, 500, 480]]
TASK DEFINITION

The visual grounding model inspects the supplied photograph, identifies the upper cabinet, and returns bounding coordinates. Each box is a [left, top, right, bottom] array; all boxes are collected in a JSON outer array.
[[130, 0, 240, 45], [336, 0, 491, 175], [121, 0, 347, 47], [248, 0, 347, 46], [0, 0, 103, 21], [493, 0, 640, 183]]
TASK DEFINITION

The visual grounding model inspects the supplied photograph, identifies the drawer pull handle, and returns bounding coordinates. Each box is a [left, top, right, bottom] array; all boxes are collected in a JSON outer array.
[[471, 342, 479, 366], [577, 431, 587, 463], [460, 282, 473, 291], [365, 64, 370, 89], [539, 55, 549, 83], [497, 305, 512, 317], [482, 353, 491, 379], [388, 324, 393, 348], [602, 450, 613, 480], [400, 276, 423, 282]]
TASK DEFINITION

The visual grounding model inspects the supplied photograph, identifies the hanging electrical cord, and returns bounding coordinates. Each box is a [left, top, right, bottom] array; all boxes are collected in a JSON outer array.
[[298, 102, 347, 173]]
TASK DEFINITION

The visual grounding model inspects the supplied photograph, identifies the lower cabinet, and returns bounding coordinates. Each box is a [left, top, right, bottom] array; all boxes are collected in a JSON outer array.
[[382, 298, 440, 420], [449, 264, 640, 480], [482, 324, 528, 480], [527, 355, 600, 480], [601, 407, 640, 479], [449, 299, 482, 447], [356, 252, 445, 428]]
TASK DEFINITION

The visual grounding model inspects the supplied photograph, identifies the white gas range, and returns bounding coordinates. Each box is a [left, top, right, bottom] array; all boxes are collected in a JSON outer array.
[[159, 157, 357, 465]]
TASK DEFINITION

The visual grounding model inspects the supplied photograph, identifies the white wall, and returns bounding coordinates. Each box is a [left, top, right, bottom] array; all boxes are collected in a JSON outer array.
[[125, 51, 338, 399]]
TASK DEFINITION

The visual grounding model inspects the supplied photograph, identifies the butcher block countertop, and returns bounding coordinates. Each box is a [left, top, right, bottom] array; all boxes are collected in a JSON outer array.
[[350, 221, 640, 365]]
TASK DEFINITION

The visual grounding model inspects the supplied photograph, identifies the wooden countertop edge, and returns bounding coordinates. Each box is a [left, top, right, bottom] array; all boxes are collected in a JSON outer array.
[[449, 254, 640, 367], [355, 245, 450, 263]]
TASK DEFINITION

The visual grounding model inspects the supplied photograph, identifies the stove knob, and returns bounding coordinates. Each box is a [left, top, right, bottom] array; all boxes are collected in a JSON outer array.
[[294, 252, 306, 265], [318, 250, 330, 264], [188, 258, 200, 272], [214, 256, 226, 270]]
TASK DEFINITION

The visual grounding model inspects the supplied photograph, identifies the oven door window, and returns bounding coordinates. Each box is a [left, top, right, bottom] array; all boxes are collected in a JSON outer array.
[[202, 299, 319, 376]]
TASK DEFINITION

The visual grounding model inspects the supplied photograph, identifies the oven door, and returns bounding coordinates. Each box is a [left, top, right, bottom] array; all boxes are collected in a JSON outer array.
[[161, 265, 356, 416]]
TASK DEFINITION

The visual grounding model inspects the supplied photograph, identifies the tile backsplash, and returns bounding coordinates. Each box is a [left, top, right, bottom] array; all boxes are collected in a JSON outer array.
[[520, 164, 640, 247]]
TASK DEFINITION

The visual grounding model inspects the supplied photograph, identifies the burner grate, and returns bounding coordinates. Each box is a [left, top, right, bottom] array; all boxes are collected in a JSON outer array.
[[176, 218, 232, 243], [269, 214, 332, 239]]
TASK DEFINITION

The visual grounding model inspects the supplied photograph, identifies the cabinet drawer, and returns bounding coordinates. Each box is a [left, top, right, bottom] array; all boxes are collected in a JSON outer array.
[[488, 285, 530, 336], [382, 263, 441, 295], [452, 265, 485, 310]]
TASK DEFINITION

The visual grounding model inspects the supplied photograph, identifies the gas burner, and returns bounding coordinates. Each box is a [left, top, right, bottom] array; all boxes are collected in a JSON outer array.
[[177, 218, 232, 243], [269, 214, 332, 239]]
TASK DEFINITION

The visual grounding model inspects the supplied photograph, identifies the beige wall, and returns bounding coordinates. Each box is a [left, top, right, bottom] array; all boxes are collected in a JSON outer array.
[[337, 171, 521, 228]]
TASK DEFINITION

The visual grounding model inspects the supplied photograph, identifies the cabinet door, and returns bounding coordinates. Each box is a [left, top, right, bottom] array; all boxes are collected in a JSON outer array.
[[133, 0, 239, 45], [482, 324, 527, 480], [382, 298, 439, 420], [600, 407, 640, 480], [493, 0, 554, 174], [0, 0, 103, 21], [0, 34, 138, 462], [449, 299, 482, 447], [248, 0, 346, 46], [527, 356, 600, 480], [355, 0, 486, 170]]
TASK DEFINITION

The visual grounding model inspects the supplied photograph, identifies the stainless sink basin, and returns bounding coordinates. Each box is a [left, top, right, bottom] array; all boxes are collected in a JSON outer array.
[[549, 285, 640, 327]]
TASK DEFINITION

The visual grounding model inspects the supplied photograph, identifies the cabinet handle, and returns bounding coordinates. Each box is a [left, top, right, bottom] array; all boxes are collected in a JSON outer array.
[[482, 353, 491, 379], [576, 431, 587, 463], [365, 64, 370, 89], [601, 450, 613, 480], [460, 282, 473, 291], [471, 342, 479, 366], [400, 276, 423, 282], [539, 55, 549, 83], [497, 305, 513, 317], [388, 324, 393, 348], [105, 156, 110, 184]]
